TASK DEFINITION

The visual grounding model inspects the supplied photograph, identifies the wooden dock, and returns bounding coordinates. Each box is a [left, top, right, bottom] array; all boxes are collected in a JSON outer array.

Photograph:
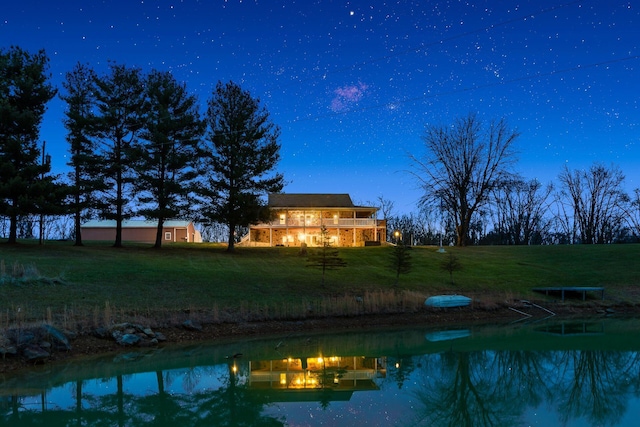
[[532, 286, 605, 302]]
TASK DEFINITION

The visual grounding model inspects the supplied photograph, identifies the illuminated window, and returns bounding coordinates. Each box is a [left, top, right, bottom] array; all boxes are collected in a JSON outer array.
[[279, 213, 286, 225]]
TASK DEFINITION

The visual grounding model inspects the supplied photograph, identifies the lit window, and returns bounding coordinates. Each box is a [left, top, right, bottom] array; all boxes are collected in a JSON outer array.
[[279, 213, 286, 225]]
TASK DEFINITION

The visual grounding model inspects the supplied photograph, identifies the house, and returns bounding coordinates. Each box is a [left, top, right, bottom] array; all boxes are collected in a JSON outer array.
[[81, 220, 202, 243], [244, 193, 386, 247]]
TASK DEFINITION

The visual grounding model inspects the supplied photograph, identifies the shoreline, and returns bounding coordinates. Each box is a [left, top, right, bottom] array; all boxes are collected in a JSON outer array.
[[1, 299, 632, 377]]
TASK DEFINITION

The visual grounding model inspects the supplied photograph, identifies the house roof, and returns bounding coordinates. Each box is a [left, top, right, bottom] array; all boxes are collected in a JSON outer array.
[[81, 220, 193, 228], [268, 193, 377, 211], [269, 193, 355, 208]]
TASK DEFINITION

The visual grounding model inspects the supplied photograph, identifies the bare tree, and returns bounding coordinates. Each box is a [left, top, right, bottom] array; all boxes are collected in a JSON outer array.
[[558, 163, 627, 244], [490, 178, 554, 245], [628, 189, 640, 240], [376, 195, 395, 221], [412, 113, 519, 246]]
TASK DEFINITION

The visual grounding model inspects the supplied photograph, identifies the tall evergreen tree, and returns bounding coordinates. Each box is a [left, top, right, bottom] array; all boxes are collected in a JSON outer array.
[[60, 62, 106, 246], [133, 70, 205, 248], [198, 81, 285, 252], [0, 47, 58, 244], [92, 63, 145, 247]]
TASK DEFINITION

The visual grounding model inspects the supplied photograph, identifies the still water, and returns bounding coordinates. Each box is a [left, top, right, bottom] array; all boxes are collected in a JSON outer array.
[[3, 318, 640, 426]]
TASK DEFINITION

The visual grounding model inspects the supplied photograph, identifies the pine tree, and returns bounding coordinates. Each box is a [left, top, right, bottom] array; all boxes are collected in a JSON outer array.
[[307, 225, 347, 287], [61, 62, 107, 246], [133, 70, 205, 248], [198, 81, 284, 252], [92, 63, 145, 247], [390, 241, 412, 286], [0, 47, 59, 244], [440, 253, 463, 285]]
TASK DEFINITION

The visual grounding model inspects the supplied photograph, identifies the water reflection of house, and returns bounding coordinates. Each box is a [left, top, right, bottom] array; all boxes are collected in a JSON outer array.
[[244, 193, 386, 247], [247, 355, 386, 402]]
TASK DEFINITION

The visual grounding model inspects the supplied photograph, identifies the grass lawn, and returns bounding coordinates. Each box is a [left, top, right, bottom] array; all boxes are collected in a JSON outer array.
[[0, 240, 638, 328]]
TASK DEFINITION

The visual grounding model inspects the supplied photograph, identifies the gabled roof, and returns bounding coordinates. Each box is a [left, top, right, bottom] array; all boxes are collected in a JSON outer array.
[[82, 220, 193, 228], [268, 193, 355, 208]]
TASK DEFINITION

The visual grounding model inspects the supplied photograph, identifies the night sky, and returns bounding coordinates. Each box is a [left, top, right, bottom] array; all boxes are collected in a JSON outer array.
[[2, 0, 639, 213]]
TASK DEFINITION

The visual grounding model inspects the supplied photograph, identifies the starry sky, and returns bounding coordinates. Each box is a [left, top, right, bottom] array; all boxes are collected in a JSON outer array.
[[2, 0, 639, 213]]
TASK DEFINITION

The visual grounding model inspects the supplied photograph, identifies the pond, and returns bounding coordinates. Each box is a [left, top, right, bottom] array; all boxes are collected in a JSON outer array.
[[3, 317, 640, 426]]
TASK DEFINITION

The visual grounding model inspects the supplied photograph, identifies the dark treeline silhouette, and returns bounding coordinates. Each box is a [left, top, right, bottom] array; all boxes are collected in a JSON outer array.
[[388, 112, 639, 246], [386, 161, 639, 246], [1, 47, 284, 250], [2, 47, 638, 247]]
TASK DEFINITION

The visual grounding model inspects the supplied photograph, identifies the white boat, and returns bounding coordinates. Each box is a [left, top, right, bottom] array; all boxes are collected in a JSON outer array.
[[424, 295, 472, 308]]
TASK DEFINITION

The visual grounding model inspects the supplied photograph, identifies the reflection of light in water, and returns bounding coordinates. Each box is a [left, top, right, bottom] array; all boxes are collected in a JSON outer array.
[[8, 322, 640, 427]]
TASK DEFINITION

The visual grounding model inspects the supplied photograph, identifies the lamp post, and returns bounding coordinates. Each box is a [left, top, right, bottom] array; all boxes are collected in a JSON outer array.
[[393, 229, 401, 245], [437, 232, 446, 253]]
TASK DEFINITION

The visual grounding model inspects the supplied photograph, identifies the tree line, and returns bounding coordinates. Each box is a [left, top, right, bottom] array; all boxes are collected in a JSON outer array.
[[1, 46, 284, 251], [386, 113, 640, 246], [2, 46, 638, 249]]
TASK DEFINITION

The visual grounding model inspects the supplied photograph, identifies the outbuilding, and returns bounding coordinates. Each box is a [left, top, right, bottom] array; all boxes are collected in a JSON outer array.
[[81, 220, 202, 243]]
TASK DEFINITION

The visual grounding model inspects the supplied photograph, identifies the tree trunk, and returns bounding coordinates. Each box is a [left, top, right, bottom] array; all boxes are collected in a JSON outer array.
[[74, 199, 83, 247], [114, 219, 123, 248], [7, 213, 18, 244], [114, 161, 123, 248], [227, 223, 235, 252], [73, 168, 83, 246], [154, 218, 164, 249]]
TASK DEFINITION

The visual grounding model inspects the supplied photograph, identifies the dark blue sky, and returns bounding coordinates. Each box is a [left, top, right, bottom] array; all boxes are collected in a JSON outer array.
[[3, 0, 638, 212]]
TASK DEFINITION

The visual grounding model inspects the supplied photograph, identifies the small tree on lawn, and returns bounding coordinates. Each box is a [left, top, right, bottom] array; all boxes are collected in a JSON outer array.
[[307, 225, 346, 287], [390, 241, 412, 287], [440, 252, 463, 285]]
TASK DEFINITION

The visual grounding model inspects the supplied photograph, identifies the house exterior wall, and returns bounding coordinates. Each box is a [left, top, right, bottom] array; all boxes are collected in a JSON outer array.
[[81, 227, 118, 242], [247, 209, 386, 247]]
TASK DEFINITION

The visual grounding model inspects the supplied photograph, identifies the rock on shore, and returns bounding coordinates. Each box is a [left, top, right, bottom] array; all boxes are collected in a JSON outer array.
[[0, 322, 168, 363]]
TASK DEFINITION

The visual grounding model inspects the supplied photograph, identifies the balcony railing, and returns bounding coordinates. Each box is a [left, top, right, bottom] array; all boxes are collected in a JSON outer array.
[[260, 218, 379, 227]]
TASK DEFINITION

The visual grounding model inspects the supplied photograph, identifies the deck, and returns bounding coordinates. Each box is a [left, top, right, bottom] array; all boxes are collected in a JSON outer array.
[[532, 286, 605, 301]]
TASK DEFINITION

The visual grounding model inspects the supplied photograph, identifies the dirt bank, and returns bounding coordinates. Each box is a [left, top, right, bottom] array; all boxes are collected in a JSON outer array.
[[0, 298, 635, 377]]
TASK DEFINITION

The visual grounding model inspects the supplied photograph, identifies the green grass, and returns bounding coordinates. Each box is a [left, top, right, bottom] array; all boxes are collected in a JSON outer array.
[[0, 240, 638, 329]]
